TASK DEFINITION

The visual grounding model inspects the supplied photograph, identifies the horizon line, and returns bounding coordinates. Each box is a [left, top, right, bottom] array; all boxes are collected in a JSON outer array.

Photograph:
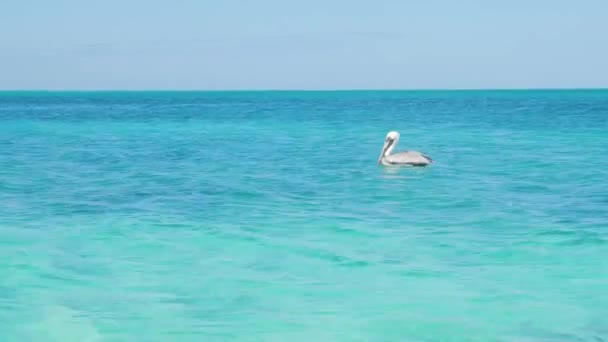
[[1, 87, 607, 92]]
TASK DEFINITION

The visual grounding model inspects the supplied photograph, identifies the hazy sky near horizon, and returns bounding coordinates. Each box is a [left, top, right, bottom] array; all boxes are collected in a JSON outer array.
[[1, 0, 607, 90]]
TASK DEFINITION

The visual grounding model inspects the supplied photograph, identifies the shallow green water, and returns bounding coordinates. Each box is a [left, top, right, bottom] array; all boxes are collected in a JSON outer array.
[[1, 90, 607, 341]]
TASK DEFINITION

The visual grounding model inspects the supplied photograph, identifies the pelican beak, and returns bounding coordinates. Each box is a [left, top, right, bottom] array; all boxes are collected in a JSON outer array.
[[377, 139, 390, 165]]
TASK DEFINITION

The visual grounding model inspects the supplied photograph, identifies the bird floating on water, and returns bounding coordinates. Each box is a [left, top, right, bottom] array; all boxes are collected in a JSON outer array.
[[377, 131, 433, 167]]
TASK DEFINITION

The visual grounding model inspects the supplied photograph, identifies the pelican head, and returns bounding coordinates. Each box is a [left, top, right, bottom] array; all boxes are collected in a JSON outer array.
[[377, 131, 400, 164]]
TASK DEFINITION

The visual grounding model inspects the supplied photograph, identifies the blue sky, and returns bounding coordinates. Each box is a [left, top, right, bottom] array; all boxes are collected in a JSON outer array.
[[1, 0, 607, 90]]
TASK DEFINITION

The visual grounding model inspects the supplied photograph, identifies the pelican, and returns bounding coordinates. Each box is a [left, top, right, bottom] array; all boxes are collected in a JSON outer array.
[[377, 131, 433, 166]]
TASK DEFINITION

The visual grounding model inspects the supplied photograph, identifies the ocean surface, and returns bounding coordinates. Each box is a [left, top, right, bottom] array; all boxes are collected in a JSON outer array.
[[1, 90, 607, 341]]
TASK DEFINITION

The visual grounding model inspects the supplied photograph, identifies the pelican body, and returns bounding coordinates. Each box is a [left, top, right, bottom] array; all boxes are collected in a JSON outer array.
[[377, 131, 433, 166]]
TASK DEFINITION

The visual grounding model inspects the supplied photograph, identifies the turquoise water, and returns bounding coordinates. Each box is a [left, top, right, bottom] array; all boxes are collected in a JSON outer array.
[[1, 90, 607, 341]]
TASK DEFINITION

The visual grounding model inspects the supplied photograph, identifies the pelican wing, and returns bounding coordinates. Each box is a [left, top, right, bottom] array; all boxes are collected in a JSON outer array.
[[385, 151, 433, 166]]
